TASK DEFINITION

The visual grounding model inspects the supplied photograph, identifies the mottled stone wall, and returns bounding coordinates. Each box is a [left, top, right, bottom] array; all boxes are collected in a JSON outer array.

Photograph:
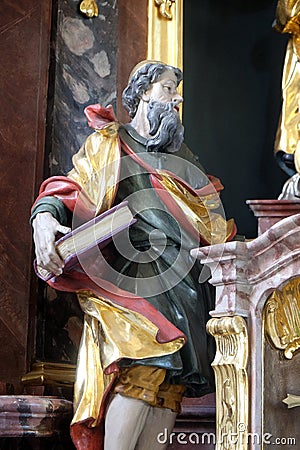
[[116, 0, 147, 122], [47, 0, 118, 176]]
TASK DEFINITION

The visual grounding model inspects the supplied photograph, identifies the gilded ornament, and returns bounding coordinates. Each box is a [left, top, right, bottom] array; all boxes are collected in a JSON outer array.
[[147, 0, 183, 96], [155, 0, 176, 20], [80, 0, 98, 18], [264, 277, 300, 359], [22, 362, 76, 387]]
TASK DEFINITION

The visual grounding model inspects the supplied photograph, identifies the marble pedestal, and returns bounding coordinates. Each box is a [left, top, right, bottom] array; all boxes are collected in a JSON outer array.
[[191, 212, 300, 450], [246, 199, 300, 235], [0, 395, 73, 449]]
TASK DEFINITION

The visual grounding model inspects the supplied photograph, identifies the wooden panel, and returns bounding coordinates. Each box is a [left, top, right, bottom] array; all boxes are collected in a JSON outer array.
[[0, 0, 52, 390], [264, 339, 300, 445]]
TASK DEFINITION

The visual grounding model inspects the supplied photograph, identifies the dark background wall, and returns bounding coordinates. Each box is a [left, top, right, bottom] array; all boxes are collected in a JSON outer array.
[[183, 0, 288, 238]]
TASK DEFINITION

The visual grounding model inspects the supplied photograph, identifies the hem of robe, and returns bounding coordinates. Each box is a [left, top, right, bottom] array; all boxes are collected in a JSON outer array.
[[48, 270, 187, 345]]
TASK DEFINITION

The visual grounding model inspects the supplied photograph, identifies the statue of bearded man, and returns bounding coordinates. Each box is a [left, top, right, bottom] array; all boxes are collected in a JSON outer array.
[[31, 61, 236, 450]]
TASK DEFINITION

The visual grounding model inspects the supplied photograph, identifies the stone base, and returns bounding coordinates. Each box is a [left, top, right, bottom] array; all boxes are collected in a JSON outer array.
[[246, 199, 300, 235], [0, 395, 72, 437]]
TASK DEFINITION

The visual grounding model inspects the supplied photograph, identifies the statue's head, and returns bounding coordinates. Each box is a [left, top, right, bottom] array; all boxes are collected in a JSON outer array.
[[122, 61, 184, 153], [122, 60, 183, 119]]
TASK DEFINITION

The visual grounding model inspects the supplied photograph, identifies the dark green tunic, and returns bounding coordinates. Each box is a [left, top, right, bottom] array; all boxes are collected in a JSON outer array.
[[111, 125, 216, 397]]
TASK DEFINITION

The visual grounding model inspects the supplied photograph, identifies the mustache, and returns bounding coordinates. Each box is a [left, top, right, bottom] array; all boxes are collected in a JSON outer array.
[[146, 100, 184, 153]]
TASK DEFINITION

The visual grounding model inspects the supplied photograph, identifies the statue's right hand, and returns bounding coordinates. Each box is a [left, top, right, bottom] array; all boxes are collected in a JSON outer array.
[[32, 212, 71, 276]]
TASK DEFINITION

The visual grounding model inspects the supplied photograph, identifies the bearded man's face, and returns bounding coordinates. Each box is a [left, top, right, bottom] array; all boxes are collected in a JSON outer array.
[[146, 100, 184, 153], [143, 70, 184, 153]]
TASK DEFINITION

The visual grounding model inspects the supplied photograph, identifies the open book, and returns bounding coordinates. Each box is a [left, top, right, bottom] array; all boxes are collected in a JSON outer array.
[[35, 201, 136, 281]]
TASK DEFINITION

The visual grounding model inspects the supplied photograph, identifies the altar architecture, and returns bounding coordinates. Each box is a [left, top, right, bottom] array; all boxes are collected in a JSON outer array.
[[191, 203, 300, 450]]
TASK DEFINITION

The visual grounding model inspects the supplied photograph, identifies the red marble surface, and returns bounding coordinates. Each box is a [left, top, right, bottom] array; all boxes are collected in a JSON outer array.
[[117, 0, 147, 123], [0, 0, 52, 390]]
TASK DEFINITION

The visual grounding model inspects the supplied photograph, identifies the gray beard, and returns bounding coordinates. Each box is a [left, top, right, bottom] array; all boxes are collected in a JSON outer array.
[[146, 100, 184, 153]]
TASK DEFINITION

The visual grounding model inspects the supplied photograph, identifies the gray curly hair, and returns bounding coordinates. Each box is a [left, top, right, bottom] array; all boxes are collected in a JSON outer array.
[[122, 62, 183, 119]]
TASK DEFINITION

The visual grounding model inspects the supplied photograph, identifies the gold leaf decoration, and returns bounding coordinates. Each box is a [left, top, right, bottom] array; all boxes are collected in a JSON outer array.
[[155, 0, 175, 20], [80, 0, 99, 18], [264, 276, 300, 359]]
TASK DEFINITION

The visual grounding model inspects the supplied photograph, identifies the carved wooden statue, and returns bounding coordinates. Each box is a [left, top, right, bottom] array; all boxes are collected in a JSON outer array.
[[31, 61, 236, 450]]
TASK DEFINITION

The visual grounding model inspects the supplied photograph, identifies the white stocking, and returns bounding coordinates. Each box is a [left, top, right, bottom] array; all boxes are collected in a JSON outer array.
[[104, 394, 177, 450], [104, 394, 151, 450], [135, 405, 177, 450]]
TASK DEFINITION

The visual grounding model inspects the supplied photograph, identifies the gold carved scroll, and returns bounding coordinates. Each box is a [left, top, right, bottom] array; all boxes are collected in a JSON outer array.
[[207, 316, 249, 450]]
